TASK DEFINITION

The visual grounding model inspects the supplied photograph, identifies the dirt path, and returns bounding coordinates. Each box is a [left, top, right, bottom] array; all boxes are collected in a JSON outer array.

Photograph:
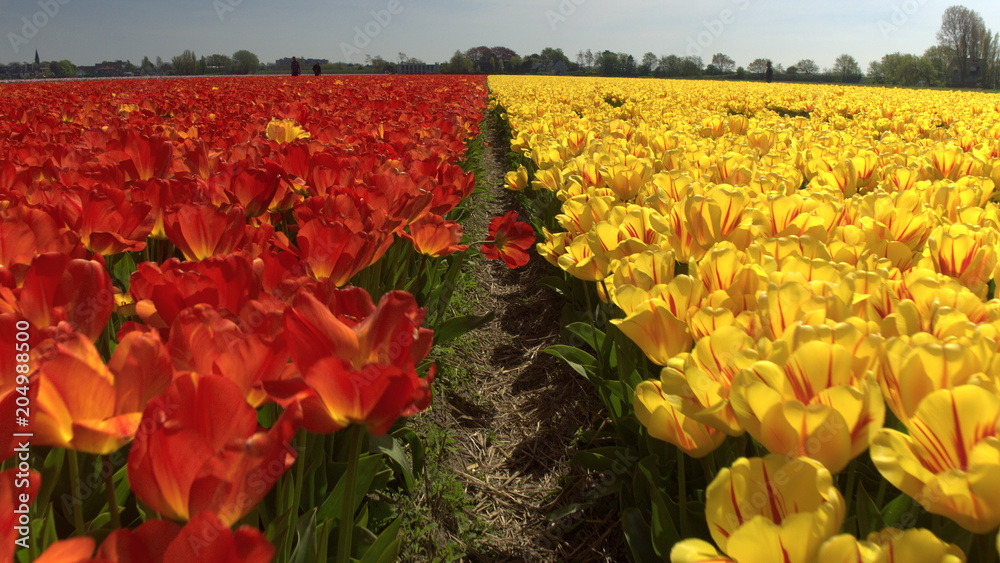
[[401, 111, 626, 562]]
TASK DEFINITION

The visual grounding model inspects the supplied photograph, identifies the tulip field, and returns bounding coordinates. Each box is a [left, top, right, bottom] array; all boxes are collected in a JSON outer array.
[[491, 75, 1000, 562], [2, 71, 1000, 562]]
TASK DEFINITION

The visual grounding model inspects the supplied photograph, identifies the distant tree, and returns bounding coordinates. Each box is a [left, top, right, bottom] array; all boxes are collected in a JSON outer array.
[[205, 53, 232, 73], [795, 59, 819, 74], [786, 66, 798, 76], [584, 49, 594, 69], [599, 51, 619, 75], [711, 53, 735, 72], [658, 55, 682, 77], [171, 49, 198, 75], [231, 50, 259, 74], [867, 60, 885, 83], [539, 47, 569, 68], [155, 56, 163, 71], [443, 50, 473, 74], [936, 5, 985, 83], [681, 56, 701, 76], [922, 45, 952, 78], [492, 47, 518, 72], [704, 64, 721, 75], [736, 66, 745, 79], [198, 57, 207, 75], [832, 54, 862, 82], [639, 52, 658, 75], [141, 56, 155, 74], [365, 55, 393, 73], [464, 46, 493, 73], [747, 58, 769, 74], [618, 53, 637, 75], [775, 63, 784, 74], [979, 29, 1000, 89]]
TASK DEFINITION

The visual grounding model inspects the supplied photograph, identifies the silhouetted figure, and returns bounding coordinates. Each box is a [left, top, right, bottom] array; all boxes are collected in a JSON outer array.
[[765, 61, 773, 83], [291, 57, 300, 76], [313, 62, 321, 76]]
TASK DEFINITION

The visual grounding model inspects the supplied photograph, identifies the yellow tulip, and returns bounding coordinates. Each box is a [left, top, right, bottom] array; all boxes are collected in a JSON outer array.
[[611, 276, 700, 365], [265, 118, 310, 143], [504, 165, 529, 191], [557, 234, 610, 281], [671, 455, 845, 563], [871, 385, 1000, 534], [817, 528, 966, 563], [633, 380, 726, 457], [659, 325, 757, 435], [729, 339, 885, 473], [878, 333, 996, 425]]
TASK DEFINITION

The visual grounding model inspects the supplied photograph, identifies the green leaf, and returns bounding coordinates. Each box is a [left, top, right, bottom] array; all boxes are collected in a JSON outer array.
[[433, 311, 496, 347], [565, 321, 605, 353], [370, 434, 414, 493], [855, 481, 883, 537], [392, 427, 425, 476], [880, 492, 916, 529], [34, 448, 65, 517], [546, 502, 597, 522], [538, 275, 573, 298], [622, 507, 657, 563], [317, 454, 383, 522], [543, 344, 597, 380], [648, 483, 680, 557], [111, 252, 136, 291], [289, 509, 318, 563], [359, 516, 403, 563]]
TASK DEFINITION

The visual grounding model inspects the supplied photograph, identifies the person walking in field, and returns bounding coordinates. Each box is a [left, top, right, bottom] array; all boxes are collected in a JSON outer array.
[[765, 61, 773, 83], [313, 62, 321, 76], [291, 57, 301, 76]]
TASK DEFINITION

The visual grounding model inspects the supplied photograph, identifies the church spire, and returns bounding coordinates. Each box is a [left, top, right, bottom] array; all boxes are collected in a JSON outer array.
[[35, 50, 40, 66]]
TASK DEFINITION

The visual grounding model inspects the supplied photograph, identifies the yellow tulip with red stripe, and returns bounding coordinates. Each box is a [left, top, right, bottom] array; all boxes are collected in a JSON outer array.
[[871, 385, 1000, 534]]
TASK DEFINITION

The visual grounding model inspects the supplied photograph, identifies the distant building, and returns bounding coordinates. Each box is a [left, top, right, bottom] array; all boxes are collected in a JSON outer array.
[[532, 60, 568, 75], [396, 63, 440, 74], [91, 61, 125, 77]]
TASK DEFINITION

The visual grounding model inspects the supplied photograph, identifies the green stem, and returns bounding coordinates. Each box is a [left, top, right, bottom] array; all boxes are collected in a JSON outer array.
[[292, 429, 307, 512], [103, 455, 121, 529], [978, 530, 998, 563], [67, 450, 85, 536], [843, 461, 857, 532], [678, 452, 688, 537], [337, 425, 363, 563]]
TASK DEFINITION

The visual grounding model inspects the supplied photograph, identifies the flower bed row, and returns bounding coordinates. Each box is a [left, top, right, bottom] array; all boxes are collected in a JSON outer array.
[[0, 74, 533, 562], [489, 75, 1000, 562]]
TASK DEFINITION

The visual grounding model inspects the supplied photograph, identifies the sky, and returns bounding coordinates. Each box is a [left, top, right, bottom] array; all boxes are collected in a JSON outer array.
[[1, 0, 997, 71]]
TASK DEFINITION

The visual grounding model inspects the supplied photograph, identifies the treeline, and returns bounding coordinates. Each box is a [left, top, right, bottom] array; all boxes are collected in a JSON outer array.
[[439, 4, 998, 89]]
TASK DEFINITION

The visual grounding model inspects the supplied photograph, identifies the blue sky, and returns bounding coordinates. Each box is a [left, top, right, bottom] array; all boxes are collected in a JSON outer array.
[[2, 0, 997, 70]]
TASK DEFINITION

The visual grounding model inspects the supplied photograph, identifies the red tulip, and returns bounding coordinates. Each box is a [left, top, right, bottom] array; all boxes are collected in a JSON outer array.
[[127, 373, 300, 525], [13, 253, 113, 341], [403, 214, 468, 257], [168, 303, 288, 405], [128, 253, 259, 330], [278, 287, 433, 434], [32, 327, 173, 454], [481, 211, 535, 268], [78, 187, 154, 255], [33, 512, 274, 563], [163, 203, 247, 261]]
